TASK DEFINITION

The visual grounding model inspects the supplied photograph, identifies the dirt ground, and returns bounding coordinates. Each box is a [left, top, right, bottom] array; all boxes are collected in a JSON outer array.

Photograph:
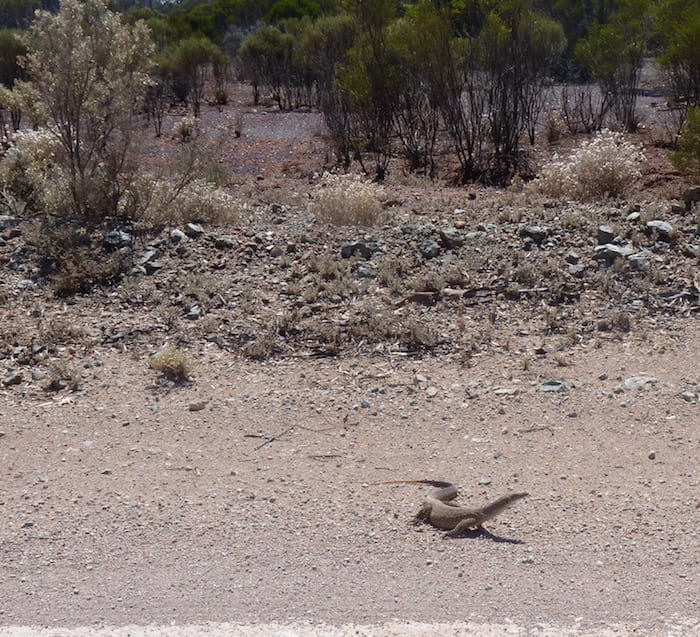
[[0, 83, 699, 635], [1, 323, 698, 633]]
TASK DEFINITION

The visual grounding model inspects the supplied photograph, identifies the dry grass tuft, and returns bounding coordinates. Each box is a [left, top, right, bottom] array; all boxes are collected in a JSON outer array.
[[310, 172, 385, 226], [150, 345, 193, 382]]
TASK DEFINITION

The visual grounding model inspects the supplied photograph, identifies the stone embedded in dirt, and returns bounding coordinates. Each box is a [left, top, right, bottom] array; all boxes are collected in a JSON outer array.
[[341, 242, 373, 259], [354, 263, 377, 279], [170, 229, 188, 243], [627, 211, 641, 222], [680, 390, 698, 404], [439, 229, 465, 250], [268, 246, 284, 258], [2, 371, 22, 386], [645, 220, 674, 242], [186, 304, 203, 320], [419, 239, 441, 259], [184, 222, 205, 238], [493, 387, 519, 396], [622, 375, 658, 391], [594, 242, 635, 264], [103, 229, 133, 251], [425, 386, 438, 398], [536, 379, 572, 393], [597, 225, 616, 245], [189, 401, 207, 411], [519, 225, 548, 245], [565, 250, 580, 264], [212, 235, 236, 249], [627, 249, 652, 270]]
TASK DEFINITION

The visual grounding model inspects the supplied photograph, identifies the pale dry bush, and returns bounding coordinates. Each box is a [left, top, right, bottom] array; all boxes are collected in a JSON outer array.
[[529, 130, 645, 201], [172, 115, 200, 143], [310, 172, 385, 226], [150, 345, 193, 382], [132, 176, 242, 227], [0, 128, 69, 214]]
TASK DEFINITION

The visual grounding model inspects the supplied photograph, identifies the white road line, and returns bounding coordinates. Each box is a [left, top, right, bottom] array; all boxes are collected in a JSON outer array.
[[0, 622, 698, 637]]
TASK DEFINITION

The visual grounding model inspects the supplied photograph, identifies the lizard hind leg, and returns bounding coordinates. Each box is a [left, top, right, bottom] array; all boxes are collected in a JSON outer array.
[[442, 517, 481, 538]]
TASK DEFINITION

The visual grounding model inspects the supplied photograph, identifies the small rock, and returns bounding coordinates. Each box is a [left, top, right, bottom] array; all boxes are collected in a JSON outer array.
[[144, 259, 163, 275], [185, 304, 203, 320], [627, 250, 651, 270], [170, 229, 188, 243], [622, 375, 658, 391], [520, 225, 548, 245], [648, 451, 656, 460], [341, 242, 372, 259], [439, 229, 465, 250], [684, 244, 699, 258], [355, 263, 377, 279], [568, 263, 585, 278], [269, 246, 283, 258], [426, 386, 438, 398], [479, 477, 492, 485], [212, 235, 236, 249], [2, 372, 22, 386], [597, 225, 616, 245], [419, 239, 441, 259], [103, 229, 133, 251], [565, 250, 580, 264], [493, 387, 519, 396], [646, 220, 674, 242], [536, 379, 572, 393], [626, 211, 641, 222], [189, 401, 207, 412], [184, 222, 205, 238], [680, 391, 698, 404], [594, 243, 635, 264]]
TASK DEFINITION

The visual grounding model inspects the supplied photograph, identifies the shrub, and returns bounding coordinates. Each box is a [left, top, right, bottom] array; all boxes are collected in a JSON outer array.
[[0, 128, 62, 213], [530, 129, 645, 200], [150, 345, 193, 382], [172, 115, 200, 142], [134, 176, 241, 228], [310, 172, 385, 226], [672, 106, 700, 181]]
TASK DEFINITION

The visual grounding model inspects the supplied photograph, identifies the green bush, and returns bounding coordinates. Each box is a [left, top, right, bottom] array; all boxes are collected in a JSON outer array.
[[672, 106, 700, 181]]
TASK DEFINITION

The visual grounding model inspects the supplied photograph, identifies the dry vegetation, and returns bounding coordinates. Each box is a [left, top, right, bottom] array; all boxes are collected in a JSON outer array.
[[0, 82, 698, 391]]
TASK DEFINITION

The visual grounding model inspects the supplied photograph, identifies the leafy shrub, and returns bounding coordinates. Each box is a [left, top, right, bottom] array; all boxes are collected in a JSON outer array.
[[151, 345, 193, 382], [530, 130, 645, 200], [672, 106, 700, 181], [310, 172, 385, 226]]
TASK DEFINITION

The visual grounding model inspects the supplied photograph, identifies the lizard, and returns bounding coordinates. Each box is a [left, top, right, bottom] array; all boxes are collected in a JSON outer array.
[[374, 479, 529, 538]]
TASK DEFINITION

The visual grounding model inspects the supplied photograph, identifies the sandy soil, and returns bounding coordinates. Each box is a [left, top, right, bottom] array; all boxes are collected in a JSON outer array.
[[1, 323, 698, 633]]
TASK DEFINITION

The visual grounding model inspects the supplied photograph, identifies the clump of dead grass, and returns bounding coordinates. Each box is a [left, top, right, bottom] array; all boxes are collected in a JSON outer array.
[[529, 130, 645, 201], [310, 172, 385, 226], [150, 345, 193, 382]]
